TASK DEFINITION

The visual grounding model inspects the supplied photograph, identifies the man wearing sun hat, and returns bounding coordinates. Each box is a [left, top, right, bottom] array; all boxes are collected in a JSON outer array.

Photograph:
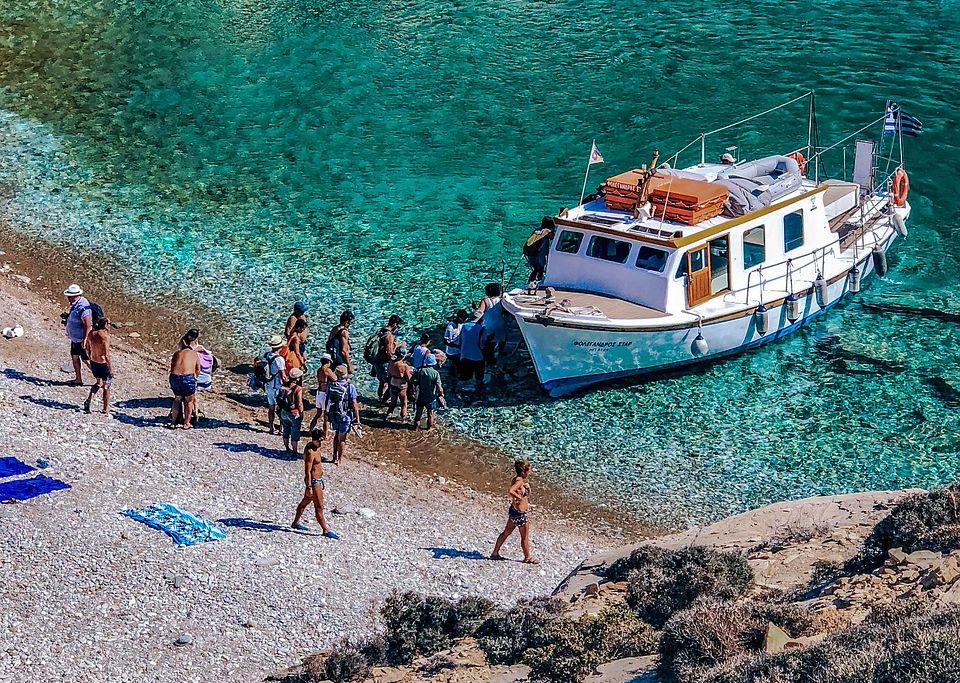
[[62, 284, 93, 386], [263, 334, 288, 435]]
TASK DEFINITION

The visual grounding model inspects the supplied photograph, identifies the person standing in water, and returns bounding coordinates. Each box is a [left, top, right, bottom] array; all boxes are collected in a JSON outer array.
[[326, 310, 355, 375], [169, 334, 201, 429], [444, 309, 469, 390], [385, 346, 413, 422], [412, 354, 444, 430], [291, 430, 339, 539], [83, 317, 113, 415], [285, 301, 308, 339], [491, 460, 538, 564]]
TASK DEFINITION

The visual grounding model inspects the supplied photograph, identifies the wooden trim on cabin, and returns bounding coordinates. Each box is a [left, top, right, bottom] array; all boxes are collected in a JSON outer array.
[[519, 236, 891, 334], [555, 186, 828, 251]]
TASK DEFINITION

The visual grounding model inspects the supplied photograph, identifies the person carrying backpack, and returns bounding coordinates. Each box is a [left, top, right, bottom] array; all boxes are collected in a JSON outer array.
[[365, 314, 402, 402], [412, 354, 445, 431], [277, 367, 305, 455], [257, 335, 287, 434], [326, 310, 355, 374], [326, 365, 360, 466]]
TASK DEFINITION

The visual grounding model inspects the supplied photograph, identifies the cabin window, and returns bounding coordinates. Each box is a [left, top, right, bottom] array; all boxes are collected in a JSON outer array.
[[556, 230, 584, 254], [743, 225, 766, 268], [586, 235, 631, 264], [635, 246, 668, 272], [784, 211, 804, 252], [675, 247, 705, 278]]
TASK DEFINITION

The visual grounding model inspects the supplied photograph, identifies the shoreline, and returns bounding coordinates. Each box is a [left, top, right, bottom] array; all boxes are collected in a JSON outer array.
[[0, 219, 655, 539], [0, 270, 624, 682]]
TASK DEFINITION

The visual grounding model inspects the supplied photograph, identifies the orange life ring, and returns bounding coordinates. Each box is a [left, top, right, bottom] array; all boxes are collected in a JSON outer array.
[[788, 151, 806, 175], [892, 167, 909, 207]]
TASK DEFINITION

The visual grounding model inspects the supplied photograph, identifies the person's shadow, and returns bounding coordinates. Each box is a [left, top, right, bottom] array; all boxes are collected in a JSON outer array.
[[219, 517, 318, 535], [3, 368, 73, 387], [423, 547, 487, 561], [215, 442, 299, 461], [20, 395, 81, 412]]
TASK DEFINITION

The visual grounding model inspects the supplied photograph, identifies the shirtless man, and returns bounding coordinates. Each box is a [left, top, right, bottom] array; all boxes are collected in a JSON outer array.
[[83, 317, 113, 415], [325, 310, 355, 375], [169, 335, 201, 429], [291, 430, 340, 539], [308, 353, 337, 437]]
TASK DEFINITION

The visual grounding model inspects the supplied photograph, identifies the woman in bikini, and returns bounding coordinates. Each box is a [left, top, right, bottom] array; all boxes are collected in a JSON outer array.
[[491, 459, 538, 564], [385, 346, 413, 422]]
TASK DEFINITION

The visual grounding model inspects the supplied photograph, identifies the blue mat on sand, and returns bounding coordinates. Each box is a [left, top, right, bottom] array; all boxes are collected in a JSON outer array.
[[0, 474, 70, 502], [0, 456, 34, 479], [123, 503, 228, 547]]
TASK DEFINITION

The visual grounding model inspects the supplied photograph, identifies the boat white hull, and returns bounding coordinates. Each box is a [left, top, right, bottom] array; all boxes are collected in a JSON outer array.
[[513, 236, 894, 397]]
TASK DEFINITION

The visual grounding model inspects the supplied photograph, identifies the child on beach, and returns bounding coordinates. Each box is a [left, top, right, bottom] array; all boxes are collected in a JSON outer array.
[[292, 430, 339, 539], [491, 460, 538, 564], [83, 317, 113, 415]]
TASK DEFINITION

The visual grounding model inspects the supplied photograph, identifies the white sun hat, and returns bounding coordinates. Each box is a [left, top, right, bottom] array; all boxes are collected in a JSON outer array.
[[63, 284, 83, 297]]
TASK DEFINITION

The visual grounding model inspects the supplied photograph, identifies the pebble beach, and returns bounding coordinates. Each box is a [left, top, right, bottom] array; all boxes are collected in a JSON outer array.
[[0, 274, 617, 683]]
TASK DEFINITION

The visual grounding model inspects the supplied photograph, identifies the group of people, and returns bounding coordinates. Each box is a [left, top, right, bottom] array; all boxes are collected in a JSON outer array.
[[59, 284, 537, 559]]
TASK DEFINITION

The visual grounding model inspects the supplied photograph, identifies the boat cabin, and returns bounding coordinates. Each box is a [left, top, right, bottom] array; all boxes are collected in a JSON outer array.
[[543, 158, 853, 314]]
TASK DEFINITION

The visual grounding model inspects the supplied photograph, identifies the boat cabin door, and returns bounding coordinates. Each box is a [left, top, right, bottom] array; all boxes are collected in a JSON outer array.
[[685, 247, 711, 306]]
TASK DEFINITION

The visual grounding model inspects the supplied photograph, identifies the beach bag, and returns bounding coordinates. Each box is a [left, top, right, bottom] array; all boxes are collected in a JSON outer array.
[[326, 380, 352, 422]]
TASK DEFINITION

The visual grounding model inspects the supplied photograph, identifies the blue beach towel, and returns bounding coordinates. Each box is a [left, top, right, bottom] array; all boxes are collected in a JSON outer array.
[[123, 503, 228, 547], [0, 474, 70, 502], [0, 456, 34, 479]]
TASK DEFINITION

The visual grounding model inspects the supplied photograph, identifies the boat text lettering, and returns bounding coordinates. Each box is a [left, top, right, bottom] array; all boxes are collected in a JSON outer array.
[[573, 340, 633, 348]]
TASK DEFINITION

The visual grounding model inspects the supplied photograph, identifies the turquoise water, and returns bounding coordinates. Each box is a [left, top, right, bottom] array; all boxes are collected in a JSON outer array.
[[1, 0, 959, 526]]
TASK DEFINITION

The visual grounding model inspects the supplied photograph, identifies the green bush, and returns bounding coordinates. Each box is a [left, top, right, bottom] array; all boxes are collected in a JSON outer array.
[[319, 646, 371, 683], [381, 591, 499, 664], [475, 597, 566, 665], [847, 486, 960, 573], [700, 602, 960, 683], [658, 599, 815, 683], [620, 547, 753, 627], [525, 608, 658, 683]]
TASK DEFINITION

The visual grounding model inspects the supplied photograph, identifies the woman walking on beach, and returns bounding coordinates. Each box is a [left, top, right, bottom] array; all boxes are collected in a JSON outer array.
[[277, 367, 305, 455], [491, 460, 538, 564]]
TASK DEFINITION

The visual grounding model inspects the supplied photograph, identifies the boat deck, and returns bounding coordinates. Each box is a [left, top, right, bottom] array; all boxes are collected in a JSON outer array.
[[512, 288, 667, 320]]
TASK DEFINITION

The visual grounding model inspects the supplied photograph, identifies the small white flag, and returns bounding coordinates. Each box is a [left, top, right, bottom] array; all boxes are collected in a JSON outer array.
[[589, 141, 604, 165]]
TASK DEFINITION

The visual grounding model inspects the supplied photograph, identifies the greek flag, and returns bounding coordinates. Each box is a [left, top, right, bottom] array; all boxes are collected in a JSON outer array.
[[884, 101, 923, 137]]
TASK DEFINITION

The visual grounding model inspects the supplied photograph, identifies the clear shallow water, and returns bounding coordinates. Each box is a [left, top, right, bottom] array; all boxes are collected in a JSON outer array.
[[1, 0, 959, 526]]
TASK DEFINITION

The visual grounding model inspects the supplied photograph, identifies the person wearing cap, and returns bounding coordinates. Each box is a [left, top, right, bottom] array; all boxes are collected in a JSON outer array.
[[326, 364, 360, 466], [385, 346, 413, 422], [62, 284, 93, 386], [372, 314, 403, 401], [263, 334, 288, 434], [325, 310, 355, 374], [278, 367, 305, 455], [169, 332, 201, 429], [285, 301, 309, 339], [720, 152, 735, 165], [412, 354, 444, 431], [308, 352, 337, 437]]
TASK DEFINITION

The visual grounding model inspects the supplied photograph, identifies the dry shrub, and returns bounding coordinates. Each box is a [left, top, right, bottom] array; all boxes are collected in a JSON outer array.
[[525, 607, 658, 683], [847, 486, 960, 573], [381, 591, 499, 664], [670, 601, 960, 683], [658, 598, 814, 683], [620, 546, 753, 627], [474, 597, 565, 665]]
